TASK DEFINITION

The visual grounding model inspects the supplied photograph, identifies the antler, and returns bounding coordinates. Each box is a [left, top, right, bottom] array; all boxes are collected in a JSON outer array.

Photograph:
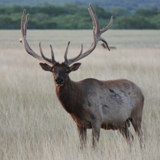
[[64, 4, 113, 66], [20, 5, 113, 66], [20, 9, 57, 65]]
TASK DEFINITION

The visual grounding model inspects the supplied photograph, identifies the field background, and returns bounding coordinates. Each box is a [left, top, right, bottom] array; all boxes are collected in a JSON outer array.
[[0, 30, 160, 160]]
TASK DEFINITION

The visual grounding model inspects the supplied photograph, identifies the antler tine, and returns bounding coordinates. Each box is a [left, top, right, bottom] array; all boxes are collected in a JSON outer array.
[[100, 16, 114, 33], [64, 41, 70, 65], [50, 44, 57, 64], [64, 41, 83, 65], [101, 38, 110, 51], [24, 12, 29, 37], [67, 43, 83, 65], [39, 42, 56, 64], [20, 9, 54, 66], [88, 4, 100, 33]]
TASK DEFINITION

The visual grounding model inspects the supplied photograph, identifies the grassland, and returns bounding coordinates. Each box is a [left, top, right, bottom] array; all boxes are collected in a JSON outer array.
[[0, 30, 160, 160]]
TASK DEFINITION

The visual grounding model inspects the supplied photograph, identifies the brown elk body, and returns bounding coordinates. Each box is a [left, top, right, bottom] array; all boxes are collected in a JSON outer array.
[[20, 4, 144, 148]]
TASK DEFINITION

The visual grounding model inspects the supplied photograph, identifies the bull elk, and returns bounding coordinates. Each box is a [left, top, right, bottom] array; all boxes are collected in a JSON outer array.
[[20, 4, 144, 148]]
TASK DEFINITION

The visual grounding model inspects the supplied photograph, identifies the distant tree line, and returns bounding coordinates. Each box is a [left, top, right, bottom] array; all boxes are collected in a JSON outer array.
[[0, 4, 160, 29]]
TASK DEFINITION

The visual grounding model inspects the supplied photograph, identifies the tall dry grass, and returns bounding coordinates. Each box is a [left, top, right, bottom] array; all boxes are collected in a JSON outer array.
[[0, 30, 160, 160]]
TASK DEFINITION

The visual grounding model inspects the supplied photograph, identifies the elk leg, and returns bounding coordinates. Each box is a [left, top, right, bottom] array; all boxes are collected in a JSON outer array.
[[119, 126, 133, 146], [91, 118, 101, 148], [77, 126, 87, 149], [131, 119, 144, 149]]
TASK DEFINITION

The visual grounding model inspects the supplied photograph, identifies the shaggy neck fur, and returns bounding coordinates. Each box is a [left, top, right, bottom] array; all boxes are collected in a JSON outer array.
[[55, 76, 82, 114]]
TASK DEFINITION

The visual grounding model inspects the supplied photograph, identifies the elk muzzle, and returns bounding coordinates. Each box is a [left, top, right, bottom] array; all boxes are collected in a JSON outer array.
[[55, 77, 64, 86]]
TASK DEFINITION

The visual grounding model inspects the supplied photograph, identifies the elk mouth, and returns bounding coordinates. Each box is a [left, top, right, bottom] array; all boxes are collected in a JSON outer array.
[[55, 83, 64, 87]]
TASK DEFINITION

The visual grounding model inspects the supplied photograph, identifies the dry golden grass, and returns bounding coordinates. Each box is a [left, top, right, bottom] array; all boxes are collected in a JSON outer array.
[[0, 30, 160, 160]]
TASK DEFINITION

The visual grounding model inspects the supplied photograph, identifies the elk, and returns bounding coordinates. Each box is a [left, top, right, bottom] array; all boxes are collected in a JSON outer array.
[[20, 4, 144, 148]]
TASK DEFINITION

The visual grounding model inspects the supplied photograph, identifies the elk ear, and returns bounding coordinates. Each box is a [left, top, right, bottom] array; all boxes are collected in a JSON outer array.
[[39, 63, 52, 72], [69, 63, 81, 72]]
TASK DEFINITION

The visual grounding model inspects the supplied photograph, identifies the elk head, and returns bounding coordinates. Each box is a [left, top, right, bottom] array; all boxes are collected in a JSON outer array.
[[20, 4, 113, 87], [40, 61, 81, 87]]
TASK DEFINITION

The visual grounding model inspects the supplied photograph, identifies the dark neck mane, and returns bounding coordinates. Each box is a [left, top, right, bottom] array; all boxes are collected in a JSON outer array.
[[55, 77, 80, 113]]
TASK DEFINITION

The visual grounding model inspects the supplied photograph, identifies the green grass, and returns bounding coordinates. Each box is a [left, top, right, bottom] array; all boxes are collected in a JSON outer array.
[[0, 30, 160, 160]]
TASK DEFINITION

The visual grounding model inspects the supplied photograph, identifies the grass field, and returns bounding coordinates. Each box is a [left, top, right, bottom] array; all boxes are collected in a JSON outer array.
[[0, 30, 160, 160]]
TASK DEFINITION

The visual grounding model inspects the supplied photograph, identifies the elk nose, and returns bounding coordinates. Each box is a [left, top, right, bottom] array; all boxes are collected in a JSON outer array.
[[55, 77, 64, 85]]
